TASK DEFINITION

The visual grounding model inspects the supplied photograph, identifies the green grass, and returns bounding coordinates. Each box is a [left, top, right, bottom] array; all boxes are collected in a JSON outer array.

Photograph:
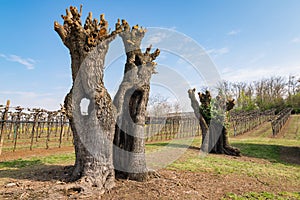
[[223, 191, 300, 200], [146, 137, 196, 153], [168, 152, 300, 180], [284, 115, 300, 140], [146, 141, 169, 152], [0, 131, 299, 199], [1, 136, 298, 174], [233, 137, 300, 147], [38, 152, 75, 164], [0, 152, 75, 170], [231, 138, 299, 163], [0, 159, 43, 169], [233, 141, 280, 162], [166, 137, 300, 186], [1, 118, 299, 199]]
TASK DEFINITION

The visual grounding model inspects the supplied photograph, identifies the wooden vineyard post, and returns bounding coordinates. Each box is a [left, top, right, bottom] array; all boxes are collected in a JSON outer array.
[[54, 112, 59, 137], [39, 115, 46, 138], [8, 113, 14, 140], [0, 100, 10, 155], [13, 106, 23, 152], [58, 106, 65, 148], [66, 124, 70, 141], [45, 112, 52, 149], [23, 113, 30, 137], [172, 118, 176, 139], [36, 114, 41, 142], [30, 109, 40, 150]]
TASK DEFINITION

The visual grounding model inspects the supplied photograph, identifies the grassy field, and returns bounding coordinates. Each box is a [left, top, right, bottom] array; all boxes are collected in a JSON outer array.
[[0, 116, 299, 199]]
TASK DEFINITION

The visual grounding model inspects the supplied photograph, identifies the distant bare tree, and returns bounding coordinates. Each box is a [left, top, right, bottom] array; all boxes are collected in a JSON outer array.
[[254, 76, 286, 110], [217, 80, 233, 99], [172, 101, 182, 114], [288, 75, 299, 96], [147, 94, 172, 117]]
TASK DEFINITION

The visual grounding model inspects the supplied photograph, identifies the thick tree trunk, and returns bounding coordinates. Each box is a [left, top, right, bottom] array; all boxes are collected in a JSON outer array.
[[188, 89, 209, 152], [54, 5, 119, 192], [113, 20, 160, 181], [188, 89, 240, 156]]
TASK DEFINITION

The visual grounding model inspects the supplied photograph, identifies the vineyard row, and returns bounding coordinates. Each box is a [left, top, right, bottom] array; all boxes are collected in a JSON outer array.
[[271, 108, 293, 136], [0, 101, 292, 153], [229, 109, 276, 136]]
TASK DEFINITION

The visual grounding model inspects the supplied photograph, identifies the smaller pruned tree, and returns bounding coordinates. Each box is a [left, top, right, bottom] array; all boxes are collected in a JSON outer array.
[[188, 88, 240, 156]]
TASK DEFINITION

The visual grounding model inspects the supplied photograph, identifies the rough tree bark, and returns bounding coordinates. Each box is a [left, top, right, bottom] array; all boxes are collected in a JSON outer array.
[[113, 20, 160, 181], [188, 89, 240, 156], [54, 5, 120, 192]]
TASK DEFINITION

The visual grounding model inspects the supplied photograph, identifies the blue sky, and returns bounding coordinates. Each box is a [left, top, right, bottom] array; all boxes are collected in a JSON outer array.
[[1, 0, 300, 110]]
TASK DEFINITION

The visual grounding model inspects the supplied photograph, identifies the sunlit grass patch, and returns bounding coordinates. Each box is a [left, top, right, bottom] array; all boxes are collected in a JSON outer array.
[[0, 159, 42, 169], [0, 152, 75, 170], [223, 191, 300, 200]]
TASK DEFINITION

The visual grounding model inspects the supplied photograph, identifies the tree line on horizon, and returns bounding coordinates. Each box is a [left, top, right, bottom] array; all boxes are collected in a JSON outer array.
[[216, 75, 300, 113], [147, 75, 300, 117]]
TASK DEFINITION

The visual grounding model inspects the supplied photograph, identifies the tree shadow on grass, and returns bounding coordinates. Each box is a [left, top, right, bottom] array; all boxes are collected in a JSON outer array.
[[146, 142, 200, 151], [0, 159, 73, 182], [232, 142, 300, 165], [278, 146, 300, 165], [147, 141, 300, 166]]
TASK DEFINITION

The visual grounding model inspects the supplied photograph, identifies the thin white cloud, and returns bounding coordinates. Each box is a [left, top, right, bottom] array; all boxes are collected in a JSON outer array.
[[245, 53, 266, 67], [168, 26, 177, 30], [176, 58, 187, 65], [0, 91, 62, 110], [155, 51, 168, 62], [0, 53, 36, 69], [0, 91, 53, 97], [227, 29, 241, 36], [291, 37, 300, 43], [144, 32, 168, 45], [217, 47, 229, 55], [206, 47, 229, 57], [221, 65, 300, 83]]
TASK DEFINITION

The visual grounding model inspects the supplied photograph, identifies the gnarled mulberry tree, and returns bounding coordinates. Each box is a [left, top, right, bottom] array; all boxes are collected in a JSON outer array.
[[54, 5, 119, 191], [113, 20, 160, 181], [188, 89, 240, 156], [54, 5, 160, 192]]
